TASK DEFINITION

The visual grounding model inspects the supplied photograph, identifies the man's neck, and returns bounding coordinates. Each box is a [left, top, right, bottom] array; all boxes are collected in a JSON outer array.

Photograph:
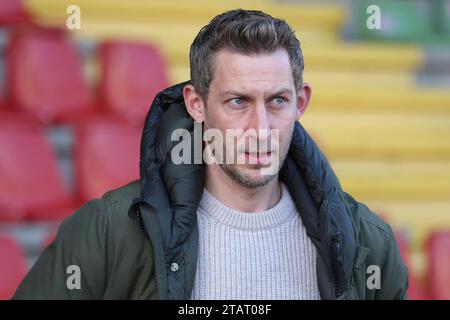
[[204, 164, 282, 213]]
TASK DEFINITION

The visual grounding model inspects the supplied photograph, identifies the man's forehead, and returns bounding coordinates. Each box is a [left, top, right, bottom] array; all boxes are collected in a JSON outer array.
[[219, 87, 294, 98], [211, 48, 295, 93], [214, 49, 292, 74]]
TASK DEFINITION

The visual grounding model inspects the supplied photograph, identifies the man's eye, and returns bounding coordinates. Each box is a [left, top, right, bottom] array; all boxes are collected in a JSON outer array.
[[274, 97, 287, 104], [229, 98, 244, 106]]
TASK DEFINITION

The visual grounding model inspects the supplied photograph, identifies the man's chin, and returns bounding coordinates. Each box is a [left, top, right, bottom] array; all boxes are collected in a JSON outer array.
[[219, 164, 278, 188]]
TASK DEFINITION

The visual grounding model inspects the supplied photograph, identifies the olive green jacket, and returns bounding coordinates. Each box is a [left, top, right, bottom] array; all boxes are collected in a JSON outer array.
[[14, 82, 409, 300]]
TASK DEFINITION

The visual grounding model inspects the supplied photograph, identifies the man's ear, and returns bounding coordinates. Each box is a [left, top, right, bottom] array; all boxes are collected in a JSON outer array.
[[183, 84, 206, 122], [296, 82, 312, 119]]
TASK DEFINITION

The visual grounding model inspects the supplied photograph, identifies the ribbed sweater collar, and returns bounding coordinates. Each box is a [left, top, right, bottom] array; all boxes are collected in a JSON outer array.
[[198, 183, 297, 231]]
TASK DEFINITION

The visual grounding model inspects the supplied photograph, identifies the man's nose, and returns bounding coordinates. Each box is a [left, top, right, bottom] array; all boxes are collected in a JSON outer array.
[[248, 103, 270, 133]]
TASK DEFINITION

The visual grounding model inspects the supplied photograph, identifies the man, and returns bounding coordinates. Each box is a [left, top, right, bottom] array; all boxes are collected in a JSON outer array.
[[14, 9, 408, 300]]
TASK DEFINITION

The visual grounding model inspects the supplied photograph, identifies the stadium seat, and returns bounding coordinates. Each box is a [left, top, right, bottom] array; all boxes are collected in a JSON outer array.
[[354, 0, 433, 43], [0, 234, 27, 299], [6, 32, 95, 123], [394, 230, 425, 300], [74, 118, 141, 202], [0, 0, 30, 26], [0, 116, 74, 221], [99, 41, 169, 126], [426, 231, 450, 300]]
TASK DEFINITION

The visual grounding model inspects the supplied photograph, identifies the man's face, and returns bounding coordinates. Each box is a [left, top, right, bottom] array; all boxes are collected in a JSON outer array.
[[200, 48, 305, 188]]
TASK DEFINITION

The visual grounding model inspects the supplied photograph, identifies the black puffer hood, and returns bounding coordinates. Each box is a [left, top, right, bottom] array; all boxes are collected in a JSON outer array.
[[132, 81, 357, 299]]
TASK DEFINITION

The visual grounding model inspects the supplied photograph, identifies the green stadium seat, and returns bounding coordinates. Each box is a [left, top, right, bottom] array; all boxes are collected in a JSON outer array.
[[354, 0, 433, 42]]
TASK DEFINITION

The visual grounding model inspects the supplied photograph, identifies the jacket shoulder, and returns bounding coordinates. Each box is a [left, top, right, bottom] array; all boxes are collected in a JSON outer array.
[[343, 192, 392, 235], [13, 179, 155, 299], [101, 179, 141, 203], [98, 179, 146, 242]]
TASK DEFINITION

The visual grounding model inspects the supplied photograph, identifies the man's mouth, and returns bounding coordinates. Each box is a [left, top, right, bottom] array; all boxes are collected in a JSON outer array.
[[243, 151, 273, 165]]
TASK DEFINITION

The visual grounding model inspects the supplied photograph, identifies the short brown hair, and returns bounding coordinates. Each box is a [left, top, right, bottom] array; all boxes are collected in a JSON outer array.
[[189, 9, 304, 100]]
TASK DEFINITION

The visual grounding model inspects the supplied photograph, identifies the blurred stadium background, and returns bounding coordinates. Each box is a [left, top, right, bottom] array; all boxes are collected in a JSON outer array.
[[0, 0, 449, 299]]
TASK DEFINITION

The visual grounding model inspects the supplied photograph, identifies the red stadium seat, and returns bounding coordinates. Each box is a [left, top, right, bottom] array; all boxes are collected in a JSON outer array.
[[74, 118, 141, 202], [426, 231, 450, 300], [0, 234, 27, 299], [394, 230, 426, 299], [6, 32, 95, 123], [0, 0, 31, 26], [99, 41, 169, 126], [0, 116, 74, 221]]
